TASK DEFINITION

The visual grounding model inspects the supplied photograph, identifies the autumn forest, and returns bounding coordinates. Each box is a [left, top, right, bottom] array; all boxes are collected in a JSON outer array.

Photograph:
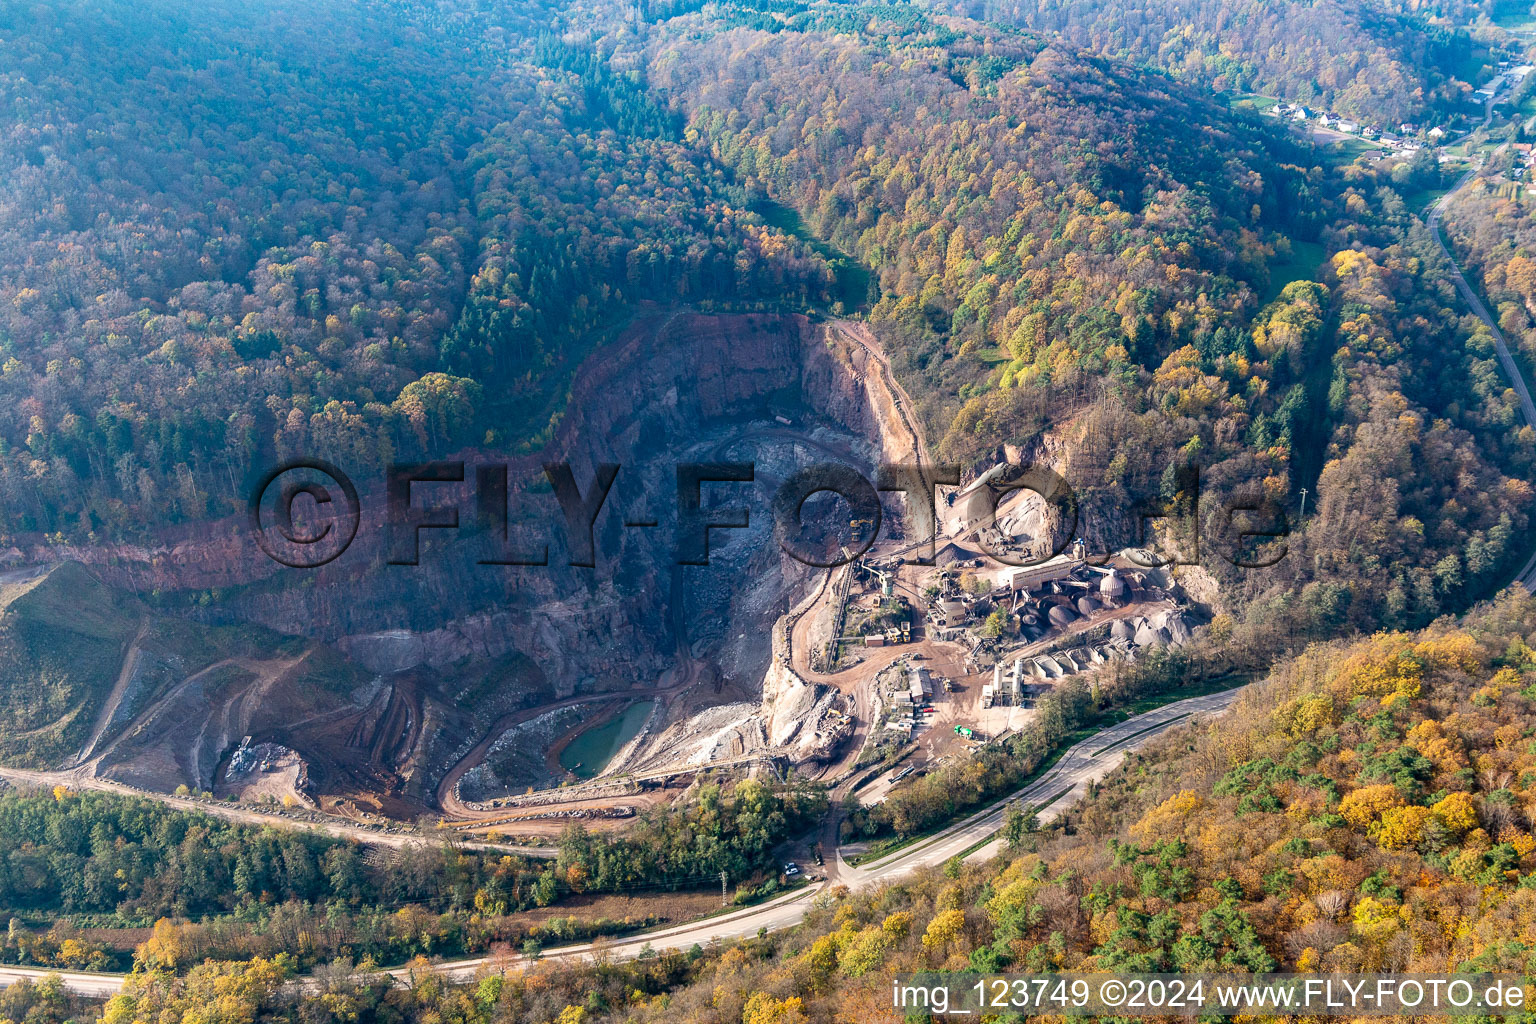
[[2, 0, 1536, 1020]]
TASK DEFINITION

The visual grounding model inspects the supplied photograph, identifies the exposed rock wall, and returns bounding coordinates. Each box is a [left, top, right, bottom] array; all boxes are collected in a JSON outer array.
[[31, 311, 905, 795]]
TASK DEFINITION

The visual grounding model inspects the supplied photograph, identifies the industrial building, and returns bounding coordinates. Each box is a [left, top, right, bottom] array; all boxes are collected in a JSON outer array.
[[982, 655, 1059, 708], [908, 665, 933, 704], [936, 599, 969, 627], [1007, 543, 1088, 593]]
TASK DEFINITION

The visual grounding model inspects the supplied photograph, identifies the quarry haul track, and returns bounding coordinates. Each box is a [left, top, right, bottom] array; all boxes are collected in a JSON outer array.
[[0, 765, 553, 858], [434, 678, 697, 819], [77, 618, 150, 763], [828, 319, 930, 472], [8, 687, 1244, 998]]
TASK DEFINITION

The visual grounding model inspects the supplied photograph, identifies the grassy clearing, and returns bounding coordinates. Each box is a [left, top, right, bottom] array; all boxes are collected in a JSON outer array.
[[1228, 93, 1278, 113], [1263, 239, 1326, 304], [753, 198, 872, 312], [1493, 7, 1536, 32], [1405, 183, 1459, 214], [1318, 135, 1381, 166]]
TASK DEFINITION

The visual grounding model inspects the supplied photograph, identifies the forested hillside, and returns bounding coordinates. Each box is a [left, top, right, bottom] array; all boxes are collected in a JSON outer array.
[[1444, 173, 1536, 373], [941, 0, 1485, 122], [0, 0, 1531, 1021], [640, 6, 1534, 636], [0, 0, 1523, 644], [0, 0, 835, 540], [0, 776, 818, 977], [486, 592, 1536, 1023]]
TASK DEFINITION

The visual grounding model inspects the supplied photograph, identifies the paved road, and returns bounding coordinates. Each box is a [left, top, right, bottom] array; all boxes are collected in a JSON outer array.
[[1427, 175, 1536, 428], [0, 685, 1240, 996], [400, 687, 1243, 981], [0, 967, 124, 998], [1424, 110, 1536, 590], [844, 688, 1243, 880]]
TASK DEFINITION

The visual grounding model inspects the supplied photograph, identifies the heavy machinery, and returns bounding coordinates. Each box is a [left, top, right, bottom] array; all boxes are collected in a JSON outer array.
[[850, 517, 876, 545]]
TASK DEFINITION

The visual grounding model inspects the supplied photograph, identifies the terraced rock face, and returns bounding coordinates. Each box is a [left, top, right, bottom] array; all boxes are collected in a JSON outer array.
[[0, 562, 141, 767], [0, 561, 366, 792], [2, 313, 912, 805]]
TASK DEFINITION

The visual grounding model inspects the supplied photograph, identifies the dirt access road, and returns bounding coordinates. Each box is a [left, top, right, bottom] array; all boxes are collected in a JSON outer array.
[[0, 766, 555, 858], [3, 685, 1242, 997]]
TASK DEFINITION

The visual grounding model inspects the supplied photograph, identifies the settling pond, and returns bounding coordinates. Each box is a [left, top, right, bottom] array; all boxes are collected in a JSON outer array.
[[559, 701, 654, 779]]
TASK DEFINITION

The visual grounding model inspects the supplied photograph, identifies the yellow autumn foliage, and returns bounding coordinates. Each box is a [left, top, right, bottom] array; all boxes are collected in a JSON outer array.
[[802, 933, 839, 975], [1276, 692, 1335, 737], [1406, 719, 1467, 772], [987, 876, 1039, 924], [1431, 792, 1479, 835], [1376, 805, 1432, 849], [1339, 784, 1403, 829], [922, 909, 966, 950], [1131, 790, 1205, 840], [1327, 632, 1481, 709], [1504, 830, 1536, 860], [838, 926, 889, 978], [1353, 896, 1402, 943], [1413, 633, 1482, 672], [743, 992, 810, 1024]]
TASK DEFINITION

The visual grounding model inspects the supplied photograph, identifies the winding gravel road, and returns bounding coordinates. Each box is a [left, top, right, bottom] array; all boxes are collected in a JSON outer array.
[[0, 766, 555, 859]]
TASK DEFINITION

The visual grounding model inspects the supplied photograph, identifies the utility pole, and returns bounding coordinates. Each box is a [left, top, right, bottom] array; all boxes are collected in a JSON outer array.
[[1298, 487, 1308, 519], [720, 869, 728, 907]]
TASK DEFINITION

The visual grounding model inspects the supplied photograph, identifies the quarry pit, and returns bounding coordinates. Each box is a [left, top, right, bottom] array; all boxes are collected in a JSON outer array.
[[0, 311, 1204, 841]]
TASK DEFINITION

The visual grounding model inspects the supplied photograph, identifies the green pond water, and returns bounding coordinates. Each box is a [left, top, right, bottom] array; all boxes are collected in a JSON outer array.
[[559, 701, 654, 779]]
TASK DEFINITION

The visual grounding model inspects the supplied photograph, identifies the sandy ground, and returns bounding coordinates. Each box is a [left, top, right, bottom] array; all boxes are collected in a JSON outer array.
[[216, 743, 308, 806]]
